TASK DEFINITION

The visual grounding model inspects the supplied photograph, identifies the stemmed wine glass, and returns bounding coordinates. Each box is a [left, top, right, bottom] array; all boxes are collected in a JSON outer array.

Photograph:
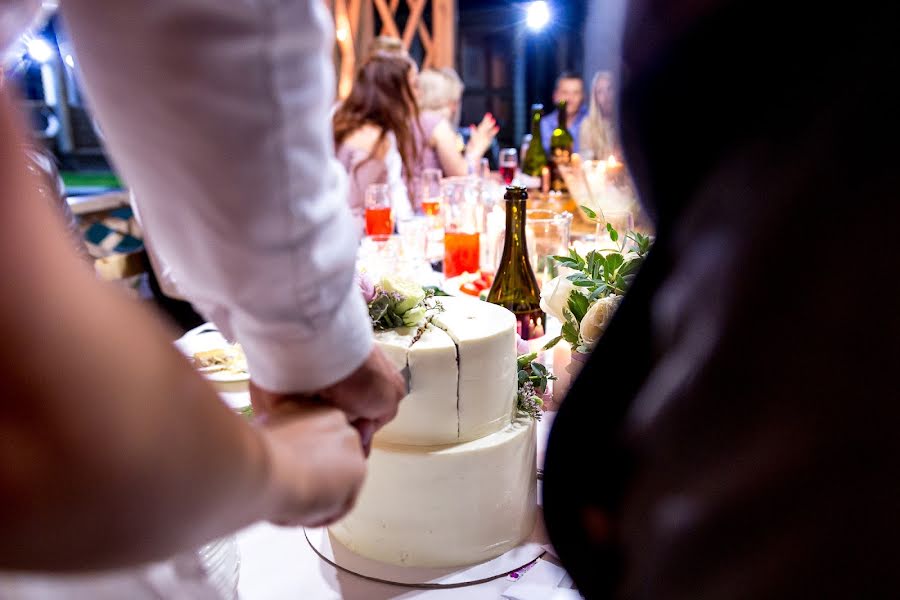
[[499, 148, 518, 185]]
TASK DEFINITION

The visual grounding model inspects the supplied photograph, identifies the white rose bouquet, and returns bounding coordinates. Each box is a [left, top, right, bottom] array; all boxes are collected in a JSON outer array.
[[541, 225, 651, 354]]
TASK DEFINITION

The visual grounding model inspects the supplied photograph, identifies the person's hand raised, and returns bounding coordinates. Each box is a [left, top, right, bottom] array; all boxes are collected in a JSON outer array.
[[466, 113, 500, 160]]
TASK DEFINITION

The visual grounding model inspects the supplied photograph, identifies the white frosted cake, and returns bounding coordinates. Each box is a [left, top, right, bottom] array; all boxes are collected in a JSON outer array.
[[330, 296, 538, 568]]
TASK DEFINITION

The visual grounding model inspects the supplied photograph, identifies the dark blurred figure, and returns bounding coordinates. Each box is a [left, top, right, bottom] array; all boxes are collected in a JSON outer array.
[[544, 1, 900, 598]]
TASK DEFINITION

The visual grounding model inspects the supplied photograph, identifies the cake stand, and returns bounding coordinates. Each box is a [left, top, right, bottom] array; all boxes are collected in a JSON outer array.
[[304, 513, 548, 589]]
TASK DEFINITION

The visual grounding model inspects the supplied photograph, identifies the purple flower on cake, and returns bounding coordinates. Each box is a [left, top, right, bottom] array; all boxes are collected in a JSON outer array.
[[515, 334, 530, 356], [356, 271, 376, 303]]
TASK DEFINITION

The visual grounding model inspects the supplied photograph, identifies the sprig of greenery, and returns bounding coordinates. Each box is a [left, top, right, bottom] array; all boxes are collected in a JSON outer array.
[[423, 285, 451, 297], [550, 226, 644, 307], [516, 352, 556, 420], [369, 287, 441, 331], [410, 298, 445, 345], [368, 291, 406, 329], [544, 222, 652, 351]]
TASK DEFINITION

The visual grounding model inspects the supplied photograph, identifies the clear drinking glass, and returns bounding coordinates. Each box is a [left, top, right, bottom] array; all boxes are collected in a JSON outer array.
[[525, 209, 573, 286], [419, 168, 443, 216], [397, 215, 429, 259]]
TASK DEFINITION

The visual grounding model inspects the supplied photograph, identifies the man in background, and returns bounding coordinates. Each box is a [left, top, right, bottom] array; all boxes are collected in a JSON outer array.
[[540, 72, 588, 153]]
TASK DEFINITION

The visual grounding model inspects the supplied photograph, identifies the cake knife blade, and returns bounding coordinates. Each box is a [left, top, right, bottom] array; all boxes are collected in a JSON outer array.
[[399, 363, 412, 394]]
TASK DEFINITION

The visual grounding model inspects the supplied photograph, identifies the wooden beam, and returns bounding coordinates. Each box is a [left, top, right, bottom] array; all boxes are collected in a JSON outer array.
[[334, 0, 356, 99], [348, 0, 361, 39], [431, 0, 455, 68], [373, 0, 401, 37], [402, 0, 426, 49]]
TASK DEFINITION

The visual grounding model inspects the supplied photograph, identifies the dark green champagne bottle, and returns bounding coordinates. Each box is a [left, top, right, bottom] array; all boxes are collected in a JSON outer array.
[[549, 100, 574, 193], [487, 186, 546, 340], [523, 104, 548, 178]]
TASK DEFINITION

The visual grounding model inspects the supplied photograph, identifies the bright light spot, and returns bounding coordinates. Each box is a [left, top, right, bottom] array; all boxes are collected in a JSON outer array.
[[526, 1, 551, 31], [336, 15, 351, 43], [64, 54, 75, 68], [26, 38, 54, 63]]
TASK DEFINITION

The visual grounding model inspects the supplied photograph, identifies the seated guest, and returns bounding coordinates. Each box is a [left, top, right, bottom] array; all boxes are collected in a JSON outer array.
[[409, 69, 497, 201], [417, 67, 499, 171], [579, 70, 621, 161], [540, 72, 588, 154], [366, 35, 408, 60], [333, 55, 417, 233]]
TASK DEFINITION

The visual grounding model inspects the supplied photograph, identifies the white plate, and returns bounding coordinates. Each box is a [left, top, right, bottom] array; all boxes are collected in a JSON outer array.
[[174, 324, 250, 384], [442, 272, 489, 298]]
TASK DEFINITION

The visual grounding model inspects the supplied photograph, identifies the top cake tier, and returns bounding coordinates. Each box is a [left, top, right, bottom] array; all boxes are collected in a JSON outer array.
[[374, 296, 518, 446]]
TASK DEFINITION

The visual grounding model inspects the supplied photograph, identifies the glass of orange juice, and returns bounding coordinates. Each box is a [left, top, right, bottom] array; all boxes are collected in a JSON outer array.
[[365, 183, 393, 240]]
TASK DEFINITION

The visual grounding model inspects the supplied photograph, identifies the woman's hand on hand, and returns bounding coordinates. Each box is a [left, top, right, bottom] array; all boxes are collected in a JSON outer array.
[[258, 403, 367, 528]]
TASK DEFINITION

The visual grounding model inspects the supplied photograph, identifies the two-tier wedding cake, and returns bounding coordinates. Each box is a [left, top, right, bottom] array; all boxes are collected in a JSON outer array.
[[329, 292, 538, 568]]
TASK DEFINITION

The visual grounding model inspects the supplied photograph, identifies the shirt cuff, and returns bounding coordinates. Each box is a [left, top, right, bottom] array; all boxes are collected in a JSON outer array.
[[237, 288, 374, 394]]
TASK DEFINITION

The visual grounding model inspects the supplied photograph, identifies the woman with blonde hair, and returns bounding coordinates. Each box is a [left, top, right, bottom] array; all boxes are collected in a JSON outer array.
[[579, 70, 620, 160], [416, 67, 498, 174]]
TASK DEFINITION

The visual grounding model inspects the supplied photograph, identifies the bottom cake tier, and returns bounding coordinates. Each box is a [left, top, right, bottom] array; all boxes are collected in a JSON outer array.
[[330, 417, 537, 568]]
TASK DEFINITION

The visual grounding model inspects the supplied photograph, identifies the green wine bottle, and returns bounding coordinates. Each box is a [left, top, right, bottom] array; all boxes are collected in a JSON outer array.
[[522, 104, 548, 179], [549, 100, 574, 193], [487, 186, 546, 340]]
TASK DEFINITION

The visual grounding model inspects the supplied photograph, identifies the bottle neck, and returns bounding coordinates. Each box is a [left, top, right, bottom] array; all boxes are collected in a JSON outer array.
[[502, 198, 528, 260], [530, 113, 542, 137], [558, 103, 568, 130]]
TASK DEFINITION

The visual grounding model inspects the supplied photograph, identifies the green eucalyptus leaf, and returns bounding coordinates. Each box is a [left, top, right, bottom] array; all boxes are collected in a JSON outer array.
[[619, 258, 643, 277], [562, 321, 580, 346], [517, 352, 538, 369], [368, 295, 390, 322], [567, 292, 590, 323], [530, 361, 547, 377], [605, 253, 624, 274], [580, 205, 597, 220], [589, 284, 610, 301], [606, 222, 619, 242], [568, 247, 586, 269], [542, 335, 564, 351]]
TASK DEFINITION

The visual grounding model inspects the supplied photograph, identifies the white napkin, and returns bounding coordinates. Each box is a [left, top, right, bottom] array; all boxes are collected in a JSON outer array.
[[502, 558, 583, 600]]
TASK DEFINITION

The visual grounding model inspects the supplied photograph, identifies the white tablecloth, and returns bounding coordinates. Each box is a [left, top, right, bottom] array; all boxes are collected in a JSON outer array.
[[234, 415, 578, 600]]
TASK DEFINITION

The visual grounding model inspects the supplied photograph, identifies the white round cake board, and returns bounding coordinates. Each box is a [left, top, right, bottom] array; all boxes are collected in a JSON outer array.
[[304, 524, 546, 589]]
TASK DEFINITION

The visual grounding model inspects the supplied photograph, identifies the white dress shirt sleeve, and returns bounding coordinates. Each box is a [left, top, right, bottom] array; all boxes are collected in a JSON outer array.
[[61, 0, 373, 392]]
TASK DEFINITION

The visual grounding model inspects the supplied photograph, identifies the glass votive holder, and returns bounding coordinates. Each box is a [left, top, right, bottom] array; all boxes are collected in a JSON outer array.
[[525, 209, 573, 286], [397, 215, 429, 260]]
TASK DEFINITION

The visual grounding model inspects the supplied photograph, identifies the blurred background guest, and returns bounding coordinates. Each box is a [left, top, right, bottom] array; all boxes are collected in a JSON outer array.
[[332, 55, 417, 233], [366, 34, 409, 61], [579, 71, 620, 161], [417, 67, 499, 171], [540, 72, 587, 154]]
